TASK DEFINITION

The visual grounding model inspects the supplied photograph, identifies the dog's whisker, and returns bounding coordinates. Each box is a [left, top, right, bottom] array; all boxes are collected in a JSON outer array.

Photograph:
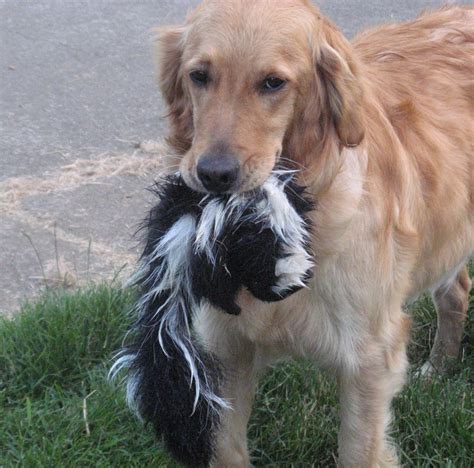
[[278, 156, 310, 172]]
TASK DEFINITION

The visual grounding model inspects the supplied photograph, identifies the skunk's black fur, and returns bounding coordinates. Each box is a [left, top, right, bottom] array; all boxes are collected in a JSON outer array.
[[112, 173, 313, 467]]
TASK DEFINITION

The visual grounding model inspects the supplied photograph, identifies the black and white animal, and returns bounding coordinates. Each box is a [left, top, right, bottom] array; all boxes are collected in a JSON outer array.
[[110, 172, 313, 466]]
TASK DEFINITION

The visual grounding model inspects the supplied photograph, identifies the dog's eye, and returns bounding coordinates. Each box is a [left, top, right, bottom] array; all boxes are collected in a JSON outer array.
[[261, 76, 286, 93], [189, 70, 209, 87]]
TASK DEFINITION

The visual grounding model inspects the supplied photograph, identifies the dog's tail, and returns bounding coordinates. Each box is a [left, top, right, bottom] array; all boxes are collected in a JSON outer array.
[[109, 214, 228, 467]]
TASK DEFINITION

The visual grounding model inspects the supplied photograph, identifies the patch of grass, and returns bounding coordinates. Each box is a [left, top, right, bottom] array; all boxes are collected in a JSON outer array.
[[1, 366, 169, 467], [0, 285, 135, 404], [0, 286, 175, 467], [1, 278, 472, 467], [250, 362, 340, 466]]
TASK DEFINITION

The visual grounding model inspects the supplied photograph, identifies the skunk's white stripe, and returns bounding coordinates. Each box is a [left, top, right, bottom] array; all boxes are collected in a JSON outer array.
[[262, 176, 314, 294], [143, 215, 213, 412], [109, 353, 134, 381], [194, 195, 249, 264], [147, 215, 196, 295], [109, 353, 142, 417], [194, 199, 225, 263]]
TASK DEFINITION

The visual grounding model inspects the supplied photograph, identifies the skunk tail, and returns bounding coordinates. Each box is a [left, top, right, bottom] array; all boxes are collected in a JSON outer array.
[[110, 215, 228, 467]]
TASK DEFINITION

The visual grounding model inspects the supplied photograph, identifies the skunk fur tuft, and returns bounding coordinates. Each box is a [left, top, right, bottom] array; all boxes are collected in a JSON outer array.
[[110, 172, 313, 466]]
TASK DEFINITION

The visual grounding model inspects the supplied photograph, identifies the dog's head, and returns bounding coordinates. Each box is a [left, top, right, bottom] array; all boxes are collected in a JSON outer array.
[[156, 0, 365, 193]]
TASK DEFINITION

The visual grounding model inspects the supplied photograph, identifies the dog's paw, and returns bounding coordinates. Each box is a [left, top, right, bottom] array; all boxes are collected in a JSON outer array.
[[418, 360, 436, 379], [418, 354, 460, 379]]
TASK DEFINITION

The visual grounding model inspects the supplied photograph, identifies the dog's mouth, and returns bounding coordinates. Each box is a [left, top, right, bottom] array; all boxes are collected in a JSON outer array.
[[182, 169, 258, 195], [183, 150, 289, 195], [182, 173, 264, 197], [180, 165, 300, 203]]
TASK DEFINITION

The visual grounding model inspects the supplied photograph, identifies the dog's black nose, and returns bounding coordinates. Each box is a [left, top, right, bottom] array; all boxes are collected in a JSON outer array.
[[197, 154, 240, 193]]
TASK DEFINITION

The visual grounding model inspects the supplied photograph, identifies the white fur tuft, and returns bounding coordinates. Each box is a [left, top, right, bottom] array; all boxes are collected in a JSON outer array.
[[262, 176, 314, 295]]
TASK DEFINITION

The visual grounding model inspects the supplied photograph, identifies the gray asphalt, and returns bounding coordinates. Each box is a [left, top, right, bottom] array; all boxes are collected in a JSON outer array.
[[0, 0, 460, 314]]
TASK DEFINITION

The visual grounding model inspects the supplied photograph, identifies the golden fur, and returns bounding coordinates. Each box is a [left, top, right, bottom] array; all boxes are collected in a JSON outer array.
[[156, 1, 473, 466]]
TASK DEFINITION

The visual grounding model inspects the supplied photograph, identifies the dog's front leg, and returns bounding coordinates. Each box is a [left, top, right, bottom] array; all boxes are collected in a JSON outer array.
[[211, 346, 259, 468], [196, 312, 264, 468], [336, 314, 410, 468]]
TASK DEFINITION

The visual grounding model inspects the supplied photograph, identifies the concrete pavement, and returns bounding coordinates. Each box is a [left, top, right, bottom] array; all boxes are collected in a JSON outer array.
[[0, 0, 457, 314]]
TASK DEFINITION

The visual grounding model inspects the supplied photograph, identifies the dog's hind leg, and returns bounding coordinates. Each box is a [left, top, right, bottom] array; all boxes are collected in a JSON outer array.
[[423, 264, 472, 374]]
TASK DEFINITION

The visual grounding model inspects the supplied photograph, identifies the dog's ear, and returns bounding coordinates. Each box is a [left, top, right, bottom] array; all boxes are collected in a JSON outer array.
[[155, 27, 193, 154], [316, 20, 365, 147]]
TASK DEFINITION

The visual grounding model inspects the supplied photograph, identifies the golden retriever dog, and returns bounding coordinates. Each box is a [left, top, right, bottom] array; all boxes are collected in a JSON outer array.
[[155, 1, 473, 466]]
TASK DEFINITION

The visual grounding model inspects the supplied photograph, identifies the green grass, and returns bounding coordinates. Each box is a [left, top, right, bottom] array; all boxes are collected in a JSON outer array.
[[1, 281, 472, 467]]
